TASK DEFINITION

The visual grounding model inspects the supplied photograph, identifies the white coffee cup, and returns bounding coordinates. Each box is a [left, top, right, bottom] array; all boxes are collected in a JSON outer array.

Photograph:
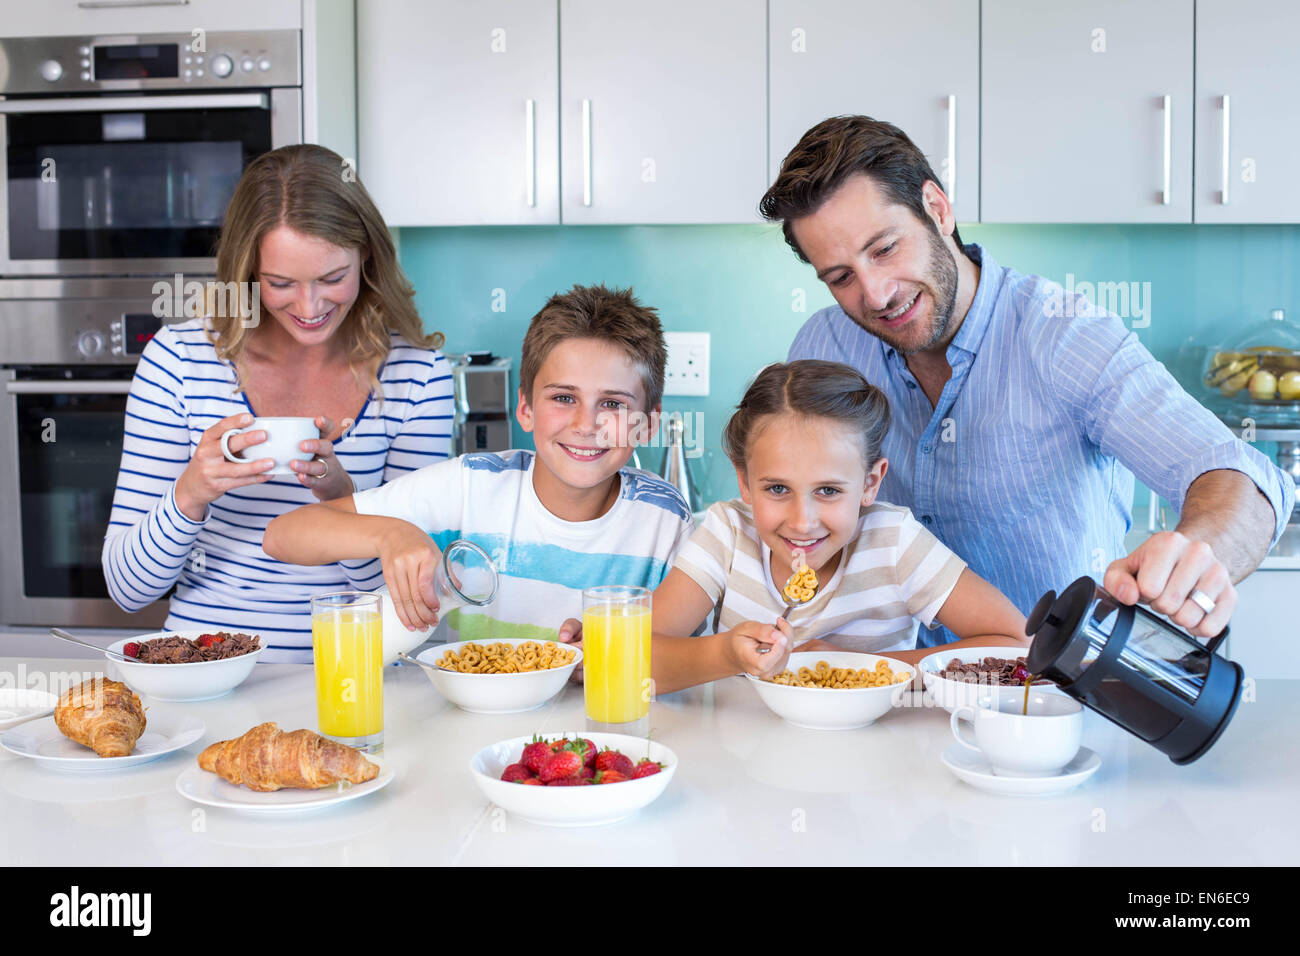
[[950, 693, 1083, 777], [220, 416, 319, 476]]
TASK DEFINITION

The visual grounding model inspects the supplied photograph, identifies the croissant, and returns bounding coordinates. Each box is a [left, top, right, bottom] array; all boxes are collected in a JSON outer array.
[[198, 722, 380, 791], [54, 678, 146, 757]]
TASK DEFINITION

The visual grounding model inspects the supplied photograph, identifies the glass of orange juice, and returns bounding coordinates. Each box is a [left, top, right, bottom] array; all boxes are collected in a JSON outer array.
[[582, 585, 652, 734], [311, 591, 384, 754]]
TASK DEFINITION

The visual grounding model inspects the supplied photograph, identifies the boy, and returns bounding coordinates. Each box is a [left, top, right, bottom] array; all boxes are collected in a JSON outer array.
[[263, 284, 694, 644]]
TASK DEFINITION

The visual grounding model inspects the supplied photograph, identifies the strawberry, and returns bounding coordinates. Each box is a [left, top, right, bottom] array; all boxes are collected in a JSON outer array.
[[578, 765, 595, 780], [594, 770, 628, 784], [122, 642, 140, 658], [500, 763, 534, 783], [576, 738, 598, 768], [197, 633, 225, 648], [538, 748, 584, 782], [516, 777, 544, 786], [521, 736, 554, 774], [546, 777, 592, 786], [632, 759, 662, 779], [594, 749, 635, 778]]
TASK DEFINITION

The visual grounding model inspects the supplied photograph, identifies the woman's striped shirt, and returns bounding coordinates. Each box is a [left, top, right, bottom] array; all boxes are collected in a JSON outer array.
[[102, 317, 454, 663]]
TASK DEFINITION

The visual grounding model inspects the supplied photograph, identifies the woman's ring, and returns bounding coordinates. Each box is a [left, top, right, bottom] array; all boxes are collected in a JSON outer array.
[[1189, 589, 1215, 615], [317, 457, 330, 480]]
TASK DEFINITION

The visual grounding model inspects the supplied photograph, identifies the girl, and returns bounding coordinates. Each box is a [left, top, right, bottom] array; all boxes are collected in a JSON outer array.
[[650, 359, 1027, 693]]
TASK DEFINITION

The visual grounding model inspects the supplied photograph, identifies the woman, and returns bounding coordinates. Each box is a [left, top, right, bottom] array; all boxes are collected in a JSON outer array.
[[102, 144, 453, 663]]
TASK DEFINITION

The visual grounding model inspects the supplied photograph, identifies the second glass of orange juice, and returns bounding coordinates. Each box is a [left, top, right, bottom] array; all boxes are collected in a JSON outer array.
[[311, 591, 384, 754], [582, 585, 652, 733]]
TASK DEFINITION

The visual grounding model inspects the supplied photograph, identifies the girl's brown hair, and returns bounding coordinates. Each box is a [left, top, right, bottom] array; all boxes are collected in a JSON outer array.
[[723, 360, 890, 469], [207, 144, 443, 394]]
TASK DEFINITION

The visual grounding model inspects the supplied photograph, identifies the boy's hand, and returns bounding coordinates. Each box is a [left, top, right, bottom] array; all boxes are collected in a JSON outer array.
[[726, 618, 792, 680], [377, 522, 443, 632], [557, 618, 584, 683]]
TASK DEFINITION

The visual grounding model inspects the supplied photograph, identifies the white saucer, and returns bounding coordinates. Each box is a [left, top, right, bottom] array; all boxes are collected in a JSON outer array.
[[0, 711, 205, 771], [941, 743, 1101, 796], [0, 689, 58, 731], [175, 756, 394, 813]]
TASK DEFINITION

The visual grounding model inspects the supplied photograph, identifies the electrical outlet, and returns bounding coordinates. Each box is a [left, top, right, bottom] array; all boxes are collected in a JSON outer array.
[[664, 331, 710, 396]]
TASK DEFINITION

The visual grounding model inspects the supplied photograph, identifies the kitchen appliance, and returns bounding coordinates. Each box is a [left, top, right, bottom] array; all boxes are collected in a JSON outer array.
[[0, 277, 182, 627], [451, 352, 512, 456], [1024, 576, 1244, 765], [657, 412, 700, 514], [0, 30, 302, 276]]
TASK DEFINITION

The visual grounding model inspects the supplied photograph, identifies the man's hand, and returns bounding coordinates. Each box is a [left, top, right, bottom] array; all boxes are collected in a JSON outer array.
[[557, 618, 584, 683], [1104, 531, 1235, 638]]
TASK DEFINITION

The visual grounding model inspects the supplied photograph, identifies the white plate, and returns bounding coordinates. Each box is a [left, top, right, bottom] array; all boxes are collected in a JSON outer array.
[[471, 732, 676, 827], [175, 756, 394, 812], [941, 743, 1101, 797], [0, 688, 58, 731], [0, 710, 205, 771]]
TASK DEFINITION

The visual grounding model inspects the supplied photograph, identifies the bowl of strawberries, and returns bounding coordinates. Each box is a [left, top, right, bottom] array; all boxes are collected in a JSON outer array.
[[104, 631, 266, 701], [470, 732, 677, 827]]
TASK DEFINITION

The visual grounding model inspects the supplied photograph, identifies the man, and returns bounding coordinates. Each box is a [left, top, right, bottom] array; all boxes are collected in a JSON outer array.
[[762, 115, 1295, 644]]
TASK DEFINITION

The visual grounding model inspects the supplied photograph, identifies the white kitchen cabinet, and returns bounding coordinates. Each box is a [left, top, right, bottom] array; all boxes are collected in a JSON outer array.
[[0, 0, 301, 36], [1194, 0, 1300, 223], [559, 0, 767, 224], [768, 0, 979, 223], [357, 0, 559, 226], [981, 0, 1193, 223]]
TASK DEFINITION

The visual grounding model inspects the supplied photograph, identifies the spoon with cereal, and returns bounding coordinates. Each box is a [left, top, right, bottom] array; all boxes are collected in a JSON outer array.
[[759, 549, 819, 654]]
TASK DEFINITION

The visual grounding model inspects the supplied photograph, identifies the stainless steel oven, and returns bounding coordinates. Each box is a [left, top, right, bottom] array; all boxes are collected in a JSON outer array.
[[0, 30, 301, 276], [0, 277, 180, 627]]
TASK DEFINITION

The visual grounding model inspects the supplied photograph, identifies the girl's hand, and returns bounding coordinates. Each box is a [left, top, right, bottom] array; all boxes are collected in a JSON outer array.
[[175, 412, 275, 520], [293, 415, 354, 502], [557, 618, 584, 684], [377, 521, 443, 632], [726, 618, 793, 679]]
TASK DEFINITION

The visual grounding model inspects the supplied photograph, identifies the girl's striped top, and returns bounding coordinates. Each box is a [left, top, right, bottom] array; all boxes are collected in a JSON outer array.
[[101, 317, 454, 663]]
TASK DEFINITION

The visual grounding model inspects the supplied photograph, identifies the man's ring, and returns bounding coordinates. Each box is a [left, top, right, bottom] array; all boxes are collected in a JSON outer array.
[[1190, 589, 1216, 615], [317, 457, 330, 480]]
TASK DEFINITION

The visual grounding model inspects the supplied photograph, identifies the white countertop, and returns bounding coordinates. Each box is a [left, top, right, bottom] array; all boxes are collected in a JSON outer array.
[[1, 656, 1293, 866]]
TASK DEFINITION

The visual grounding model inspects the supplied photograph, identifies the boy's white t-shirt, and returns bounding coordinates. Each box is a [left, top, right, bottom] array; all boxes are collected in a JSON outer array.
[[351, 449, 695, 640], [673, 499, 967, 653]]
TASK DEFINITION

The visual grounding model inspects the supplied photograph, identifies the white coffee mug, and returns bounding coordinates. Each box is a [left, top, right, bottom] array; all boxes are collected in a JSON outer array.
[[220, 416, 319, 476], [951, 693, 1083, 777]]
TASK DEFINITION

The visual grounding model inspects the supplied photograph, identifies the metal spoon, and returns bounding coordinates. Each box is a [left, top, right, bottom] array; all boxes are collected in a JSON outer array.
[[758, 570, 818, 654], [397, 650, 440, 673], [48, 627, 142, 665]]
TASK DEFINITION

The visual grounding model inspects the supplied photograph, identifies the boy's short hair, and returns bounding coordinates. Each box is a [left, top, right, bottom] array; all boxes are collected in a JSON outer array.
[[520, 284, 667, 410]]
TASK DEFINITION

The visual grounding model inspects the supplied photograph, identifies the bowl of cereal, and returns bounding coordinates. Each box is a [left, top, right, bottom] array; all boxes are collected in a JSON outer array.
[[104, 631, 266, 702], [412, 637, 581, 714], [917, 645, 1058, 714], [745, 651, 914, 730]]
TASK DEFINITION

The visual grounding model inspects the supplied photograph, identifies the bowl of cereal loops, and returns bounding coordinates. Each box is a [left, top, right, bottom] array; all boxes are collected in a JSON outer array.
[[412, 637, 582, 714], [745, 651, 915, 730]]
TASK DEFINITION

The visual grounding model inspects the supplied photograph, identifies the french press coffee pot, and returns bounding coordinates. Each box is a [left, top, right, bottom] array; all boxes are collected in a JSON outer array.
[[1024, 576, 1244, 764]]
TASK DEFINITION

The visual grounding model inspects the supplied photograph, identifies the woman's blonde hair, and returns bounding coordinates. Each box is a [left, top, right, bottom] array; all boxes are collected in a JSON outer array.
[[207, 144, 443, 393]]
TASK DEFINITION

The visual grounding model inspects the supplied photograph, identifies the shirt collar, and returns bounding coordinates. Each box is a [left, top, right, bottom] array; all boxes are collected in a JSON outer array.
[[881, 242, 1002, 363]]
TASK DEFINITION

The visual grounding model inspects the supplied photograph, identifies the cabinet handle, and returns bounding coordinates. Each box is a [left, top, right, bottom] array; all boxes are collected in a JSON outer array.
[[1161, 94, 1171, 205], [1220, 94, 1231, 205], [945, 94, 957, 205], [582, 99, 593, 207], [525, 99, 536, 208]]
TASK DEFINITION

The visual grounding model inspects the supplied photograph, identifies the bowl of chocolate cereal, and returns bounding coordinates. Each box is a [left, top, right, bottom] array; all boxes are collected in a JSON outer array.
[[745, 651, 914, 730], [917, 645, 1060, 714], [105, 631, 265, 702], [412, 637, 582, 714]]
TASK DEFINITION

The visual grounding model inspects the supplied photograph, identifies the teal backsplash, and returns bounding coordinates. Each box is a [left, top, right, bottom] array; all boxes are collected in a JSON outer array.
[[398, 223, 1300, 508]]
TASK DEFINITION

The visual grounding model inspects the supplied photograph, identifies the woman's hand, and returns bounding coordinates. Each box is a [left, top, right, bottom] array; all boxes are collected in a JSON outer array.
[[175, 412, 275, 521], [293, 415, 354, 501], [725, 618, 793, 680], [557, 618, 584, 683], [377, 520, 443, 632]]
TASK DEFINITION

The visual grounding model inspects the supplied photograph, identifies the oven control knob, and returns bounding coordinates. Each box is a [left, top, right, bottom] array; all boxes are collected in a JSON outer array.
[[77, 330, 106, 357], [40, 59, 64, 83], [211, 54, 234, 78]]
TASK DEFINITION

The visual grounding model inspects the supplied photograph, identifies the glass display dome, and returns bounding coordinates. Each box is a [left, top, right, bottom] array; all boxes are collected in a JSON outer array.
[[1202, 308, 1300, 407]]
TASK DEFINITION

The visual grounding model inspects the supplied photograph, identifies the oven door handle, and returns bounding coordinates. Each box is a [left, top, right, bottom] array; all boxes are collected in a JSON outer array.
[[6, 380, 134, 395], [0, 93, 268, 114]]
